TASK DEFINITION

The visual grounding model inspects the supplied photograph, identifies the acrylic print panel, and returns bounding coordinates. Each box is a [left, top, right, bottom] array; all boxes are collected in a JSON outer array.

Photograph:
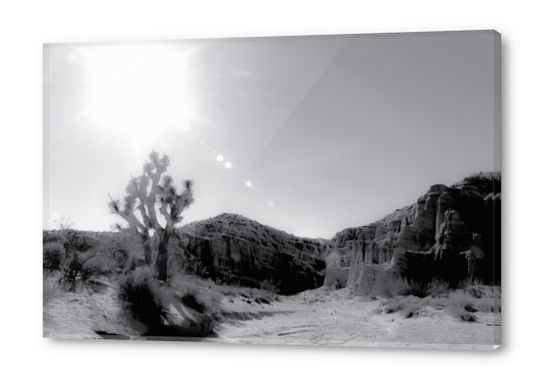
[[43, 30, 501, 349]]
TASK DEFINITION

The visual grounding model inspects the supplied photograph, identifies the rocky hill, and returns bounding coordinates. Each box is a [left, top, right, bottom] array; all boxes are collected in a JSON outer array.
[[332, 172, 501, 285], [177, 213, 331, 294]]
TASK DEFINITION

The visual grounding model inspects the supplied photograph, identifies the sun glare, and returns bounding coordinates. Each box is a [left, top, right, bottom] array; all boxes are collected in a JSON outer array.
[[81, 44, 193, 146]]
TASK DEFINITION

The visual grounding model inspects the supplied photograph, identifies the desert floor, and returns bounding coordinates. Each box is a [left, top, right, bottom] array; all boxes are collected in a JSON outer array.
[[44, 275, 500, 350], [210, 287, 500, 350]]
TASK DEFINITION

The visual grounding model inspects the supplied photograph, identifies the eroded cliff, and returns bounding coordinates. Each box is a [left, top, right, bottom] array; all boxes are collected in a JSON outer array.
[[177, 213, 331, 294], [332, 172, 501, 285]]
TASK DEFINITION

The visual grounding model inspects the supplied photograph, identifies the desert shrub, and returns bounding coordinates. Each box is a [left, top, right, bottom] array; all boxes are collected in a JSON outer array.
[[123, 255, 146, 273], [459, 278, 485, 298], [118, 267, 166, 328], [372, 277, 450, 299], [91, 252, 120, 275], [259, 278, 281, 294], [43, 242, 65, 270], [58, 250, 99, 292], [112, 249, 129, 269], [445, 291, 479, 321], [170, 275, 222, 314], [380, 295, 424, 317], [403, 279, 450, 298], [424, 279, 450, 297], [255, 297, 270, 305], [446, 303, 477, 322], [182, 256, 209, 277], [215, 270, 235, 286]]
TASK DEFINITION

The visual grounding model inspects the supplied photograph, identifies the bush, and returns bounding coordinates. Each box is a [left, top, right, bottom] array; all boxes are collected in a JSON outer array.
[[444, 292, 480, 321], [112, 249, 129, 269], [402, 279, 450, 298], [215, 270, 235, 286], [170, 275, 222, 314], [182, 256, 209, 277], [380, 296, 424, 318], [43, 242, 65, 270], [118, 267, 166, 328], [259, 278, 281, 294], [372, 277, 450, 299], [459, 278, 485, 298], [58, 250, 99, 292]]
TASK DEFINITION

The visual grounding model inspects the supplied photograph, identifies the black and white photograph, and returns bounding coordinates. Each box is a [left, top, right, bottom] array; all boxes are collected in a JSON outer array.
[[43, 30, 501, 349]]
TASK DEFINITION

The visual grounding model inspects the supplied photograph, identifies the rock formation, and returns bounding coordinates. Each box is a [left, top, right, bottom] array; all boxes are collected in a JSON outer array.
[[176, 213, 331, 294], [334, 172, 501, 287]]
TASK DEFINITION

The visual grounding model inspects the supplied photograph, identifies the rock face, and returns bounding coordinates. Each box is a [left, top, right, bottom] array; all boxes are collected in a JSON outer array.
[[177, 213, 331, 294], [336, 172, 501, 286], [323, 267, 349, 288]]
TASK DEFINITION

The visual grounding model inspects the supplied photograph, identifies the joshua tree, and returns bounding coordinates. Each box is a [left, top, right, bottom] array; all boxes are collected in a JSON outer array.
[[108, 151, 194, 281]]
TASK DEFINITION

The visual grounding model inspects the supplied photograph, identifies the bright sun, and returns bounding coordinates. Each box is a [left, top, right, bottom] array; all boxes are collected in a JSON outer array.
[[80, 43, 194, 151]]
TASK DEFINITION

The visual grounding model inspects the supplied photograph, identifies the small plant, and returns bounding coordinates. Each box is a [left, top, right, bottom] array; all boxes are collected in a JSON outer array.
[[43, 242, 65, 270], [446, 303, 478, 322], [459, 278, 485, 298], [402, 279, 450, 298], [372, 277, 450, 299], [112, 249, 129, 269], [215, 270, 234, 286], [182, 256, 209, 277], [260, 278, 281, 294], [445, 291, 479, 321], [58, 251, 97, 292], [380, 296, 424, 318]]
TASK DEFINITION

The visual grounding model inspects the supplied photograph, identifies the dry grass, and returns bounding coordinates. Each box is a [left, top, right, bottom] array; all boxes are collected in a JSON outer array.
[[372, 277, 450, 299], [375, 278, 501, 322], [43, 242, 65, 270], [169, 274, 223, 314]]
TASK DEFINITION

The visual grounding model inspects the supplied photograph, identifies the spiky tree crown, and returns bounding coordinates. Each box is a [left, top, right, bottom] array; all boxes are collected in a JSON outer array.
[[108, 151, 194, 235]]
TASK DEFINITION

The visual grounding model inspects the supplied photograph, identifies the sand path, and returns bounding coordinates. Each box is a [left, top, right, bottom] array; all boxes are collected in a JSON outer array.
[[210, 288, 500, 350]]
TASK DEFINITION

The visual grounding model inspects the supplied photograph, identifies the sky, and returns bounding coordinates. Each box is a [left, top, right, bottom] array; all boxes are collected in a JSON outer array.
[[43, 31, 500, 238]]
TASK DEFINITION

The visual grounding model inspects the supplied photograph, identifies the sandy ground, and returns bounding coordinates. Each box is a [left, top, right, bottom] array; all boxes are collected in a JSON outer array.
[[44, 275, 500, 350], [209, 287, 501, 350], [43, 273, 144, 340]]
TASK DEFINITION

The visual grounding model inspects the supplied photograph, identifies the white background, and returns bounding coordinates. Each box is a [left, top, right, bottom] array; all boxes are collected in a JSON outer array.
[[0, 1, 539, 378]]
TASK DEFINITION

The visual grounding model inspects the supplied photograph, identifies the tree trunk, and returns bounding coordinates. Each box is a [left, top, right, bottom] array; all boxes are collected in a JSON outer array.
[[155, 230, 170, 282], [143, 239, 152, 266]]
